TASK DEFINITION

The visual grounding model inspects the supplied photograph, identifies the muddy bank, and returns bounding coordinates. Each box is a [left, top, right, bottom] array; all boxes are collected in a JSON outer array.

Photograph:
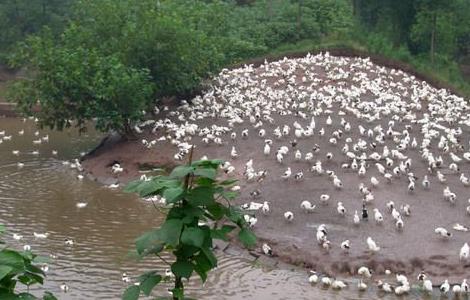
[[0, 64, 21, 114], [0, 103, 18, 117], [82, 130, 470, 283], [82, 53, 470, 285]]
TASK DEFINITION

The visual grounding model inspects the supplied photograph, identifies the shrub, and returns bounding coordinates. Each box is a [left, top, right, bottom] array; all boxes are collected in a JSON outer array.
[[124, 155, 256, 300], [9, 34, 154, 135]]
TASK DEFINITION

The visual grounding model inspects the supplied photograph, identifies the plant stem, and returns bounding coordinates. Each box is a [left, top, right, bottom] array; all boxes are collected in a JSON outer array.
[[183, 146, 194, 191], [156, 254, 172, 266], [174, 145, 193, 300], [174, 276, 184, 300]]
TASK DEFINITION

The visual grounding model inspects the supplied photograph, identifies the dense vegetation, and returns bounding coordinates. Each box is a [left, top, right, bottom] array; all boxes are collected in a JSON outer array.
[[124, 157, 256, 300], [2, 0, 469, 133]]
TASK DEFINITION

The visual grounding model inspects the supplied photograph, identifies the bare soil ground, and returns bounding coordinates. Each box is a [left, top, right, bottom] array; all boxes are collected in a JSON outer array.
[[82, 54, 470, 283]]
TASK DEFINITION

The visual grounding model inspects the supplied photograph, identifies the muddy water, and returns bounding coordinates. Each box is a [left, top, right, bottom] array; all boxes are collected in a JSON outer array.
[[0, 117, 423, 299]]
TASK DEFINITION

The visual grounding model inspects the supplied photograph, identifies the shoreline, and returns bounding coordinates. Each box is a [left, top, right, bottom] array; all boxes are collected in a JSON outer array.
[[0, 102, 18, 117]]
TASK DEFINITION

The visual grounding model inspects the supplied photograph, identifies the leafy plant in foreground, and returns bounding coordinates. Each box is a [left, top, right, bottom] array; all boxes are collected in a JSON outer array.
[[0, 225, 56, 300], [124, 154, 256, 300]]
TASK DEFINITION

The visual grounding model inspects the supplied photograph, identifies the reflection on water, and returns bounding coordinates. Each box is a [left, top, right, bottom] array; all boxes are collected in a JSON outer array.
[[0, 117, 420, 299]]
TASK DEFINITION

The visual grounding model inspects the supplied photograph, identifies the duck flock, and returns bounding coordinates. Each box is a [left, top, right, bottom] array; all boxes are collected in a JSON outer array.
[[124, 52, 470, 296]]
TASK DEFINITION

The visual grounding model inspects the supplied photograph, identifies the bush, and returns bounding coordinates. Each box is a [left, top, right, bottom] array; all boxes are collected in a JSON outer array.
[[9, 33, 154, 135]]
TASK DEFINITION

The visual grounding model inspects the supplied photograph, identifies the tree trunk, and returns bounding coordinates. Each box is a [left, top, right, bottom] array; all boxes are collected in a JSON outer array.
[[122, 119, 137, 140], [430, 12, 437, 65]]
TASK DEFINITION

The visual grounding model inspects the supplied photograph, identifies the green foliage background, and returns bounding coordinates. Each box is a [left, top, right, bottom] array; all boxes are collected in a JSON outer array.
[[1, 0, 469, 133]]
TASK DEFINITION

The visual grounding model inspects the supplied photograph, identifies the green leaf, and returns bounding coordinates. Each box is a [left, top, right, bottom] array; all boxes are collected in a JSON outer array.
[[191, 160, 223, 168], [201, 247, 217, 268], [160, 219, 183, 247], [122, 285, 140, 300], [137, 180, 162, 197], [206, 203, 225, 220], [133, 177, 180, 198], [135, 229, 163, 255], [181, 206, 205, 224], [0, 290, 17, 300], [193, 253, 211, 283], [16, 292, 37, 299], [169, 166, 194, 179], [238, 228, 256, 247], [193, 168, 216, 179], [158, 178, 182, 189], [0, 224, 5, 234], [139, 272, 162, 296], [0, 265, 13, 281], [181, 227, 205, 248], [124, 179, 143, 193], [219, 179, 237, 186], [27, 271, 44, 284], [43, 291, 58, 300], [0, 249, 25, 270], [32, 256, 50, 264], [195, 177, 215, 186], [20, 251, 33, 261], [18, 274, 33, 286], [210, 225, 235, 241], [26, 264, 45, 276], [220, 225, 236, 233], [222, 191, 238, 200], [167, 207, 184, 219], [200, 226, 213, 249], [186, 187, 214, 206], [227, 206, 243, 224], [163, 186, 184, 204], [171, 260, 193, 279], [175, 245, 199, 259]]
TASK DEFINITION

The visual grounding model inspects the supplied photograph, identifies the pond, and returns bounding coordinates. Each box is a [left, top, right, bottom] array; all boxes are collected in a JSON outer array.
[[0, 117, 422, 299]]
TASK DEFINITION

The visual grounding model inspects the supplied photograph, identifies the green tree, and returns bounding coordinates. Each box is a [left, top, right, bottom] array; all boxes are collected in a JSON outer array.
[[68, 0, 232, 98], [454, 0, 470, 59], [411, 0, 458, 64], [0, 0, 73, 62], [124, 155, 256, 300], [353, 0, 416, 46], [8, 32, 154, 135], [6, 0, 263, 134]]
